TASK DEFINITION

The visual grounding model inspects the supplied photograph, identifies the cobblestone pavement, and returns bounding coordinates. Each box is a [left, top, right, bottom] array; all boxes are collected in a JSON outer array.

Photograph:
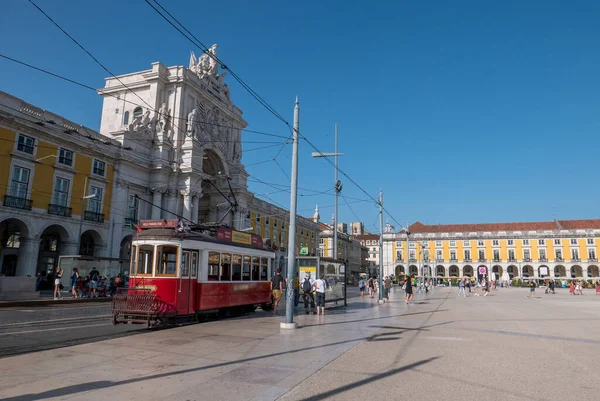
[[1, 287, 599, 400]]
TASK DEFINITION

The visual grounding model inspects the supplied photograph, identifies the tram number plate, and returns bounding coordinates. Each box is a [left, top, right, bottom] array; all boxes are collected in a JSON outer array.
[[233, 284, 250, 291]]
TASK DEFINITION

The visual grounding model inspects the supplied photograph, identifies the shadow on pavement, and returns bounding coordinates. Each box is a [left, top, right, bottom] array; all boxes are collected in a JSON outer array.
[[297, 357, 440, 401], [2, 317, 445, 401], [301, 309, 449, 328]]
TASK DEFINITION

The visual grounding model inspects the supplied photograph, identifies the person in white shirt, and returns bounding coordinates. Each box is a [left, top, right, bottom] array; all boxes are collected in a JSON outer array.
[[313, 275, 327, 315]]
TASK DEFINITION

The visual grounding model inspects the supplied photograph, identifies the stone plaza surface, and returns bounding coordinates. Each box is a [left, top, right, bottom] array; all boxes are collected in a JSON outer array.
[[1, 287, 600, 400]]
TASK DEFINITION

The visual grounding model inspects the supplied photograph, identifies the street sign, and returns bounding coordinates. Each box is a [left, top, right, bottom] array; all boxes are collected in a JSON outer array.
[[299, 247, 309, 255]]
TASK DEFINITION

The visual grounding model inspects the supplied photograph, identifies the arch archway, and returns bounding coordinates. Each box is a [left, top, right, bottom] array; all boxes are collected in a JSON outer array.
[[449, 265, 459, 277], [538, 265, 550, 278], [463, 265, 474, 277], [409, 265, 418, 276], [570, 265, 583, 278], [37, 224, 70, 275], [507, 265, 518, 279], [492, 265, 502, 280], [79, 230, 103, 256], [0, 218, 31, 276], [436, 265, 445, 278], [522, 265, 534, 278], [395, 265, 405, 277], [587, 265, 599, 278], [326, 264, 336, 275], [198, 148, 230, 224], [119, 235, 133, 261], [554, 265, 566, 278]]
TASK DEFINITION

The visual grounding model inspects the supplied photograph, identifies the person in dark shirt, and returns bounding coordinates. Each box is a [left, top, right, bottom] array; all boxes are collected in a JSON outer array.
[[271, 269, 284, 316], [404, 275, 414, 304]]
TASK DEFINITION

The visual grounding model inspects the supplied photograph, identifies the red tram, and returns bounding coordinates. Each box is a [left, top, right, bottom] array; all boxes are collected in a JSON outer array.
[[111, 220, 275, 327]]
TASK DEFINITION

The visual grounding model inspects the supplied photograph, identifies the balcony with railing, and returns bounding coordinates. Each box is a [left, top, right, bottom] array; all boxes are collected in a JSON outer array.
[[555, 257, 564, 262], [588, 258, 597, 262], [493, 258, 501, 262], [508, 257, 517, 262], [84, 210, 105, 223], [478, 258, 486, 262], [409, 258, 417, 262], [48, 203, 72, 217], [450, 258, 458, 262], [436, 258, 444, 262], [3, 194, 32, 210], [571, 258, 581, 262], [464, 258, 471, 262], [539, 257, 548, 262], [524, 257, 531, 262]]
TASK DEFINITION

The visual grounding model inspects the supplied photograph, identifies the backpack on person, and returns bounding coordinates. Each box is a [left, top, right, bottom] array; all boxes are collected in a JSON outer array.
[[302, 278, 312, 293]]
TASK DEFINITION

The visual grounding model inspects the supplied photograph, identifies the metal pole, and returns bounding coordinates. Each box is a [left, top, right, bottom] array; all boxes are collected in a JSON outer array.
[[334, 123, 338, 262], [378, 189, 384, 303], [282, 97, 300, 330], [76, 176, 88, 255]]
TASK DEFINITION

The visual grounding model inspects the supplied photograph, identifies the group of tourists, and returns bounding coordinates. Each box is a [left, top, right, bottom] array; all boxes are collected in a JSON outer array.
[[270, 268, 329, 316], [358, 276, 393, 301], [51, 266, 123, 300]]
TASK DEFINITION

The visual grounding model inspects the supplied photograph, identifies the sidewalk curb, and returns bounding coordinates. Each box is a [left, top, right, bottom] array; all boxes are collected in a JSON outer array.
[[0, 297, 112, 308]]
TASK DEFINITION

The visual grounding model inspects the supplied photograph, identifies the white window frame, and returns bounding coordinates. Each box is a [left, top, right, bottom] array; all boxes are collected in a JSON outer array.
[[92, 159, 106, 177], [52, 175, 72, 207], [16, 134, 36, 155], [87, 184, 105, 214], [570, 239, 577, 245], [492, 240, 499, 246], [507, 239, 514, 246], [554, 239, 561, 245], [538, 239, 545, 245], [523, 239, 530, 246], [523, 249, 531, 260], [587, 238, 594, 245], [8, 159, 36, 199], [463, 240, 470, 247], [449, 240, 456, 247], [477, 240, 484, 246], [58, 147, 74, 167], [436, 240, 442, 247]]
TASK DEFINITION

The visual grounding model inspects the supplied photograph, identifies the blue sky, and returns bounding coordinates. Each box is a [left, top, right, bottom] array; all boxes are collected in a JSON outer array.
[[2, 0, 600, 231]]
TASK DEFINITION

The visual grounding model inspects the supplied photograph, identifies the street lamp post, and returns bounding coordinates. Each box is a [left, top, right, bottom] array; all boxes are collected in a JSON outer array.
[[312, 124, 344, 262]]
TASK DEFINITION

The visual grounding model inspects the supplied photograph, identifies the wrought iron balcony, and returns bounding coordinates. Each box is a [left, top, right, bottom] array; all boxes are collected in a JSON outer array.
[[464, 258, 471, 262], [409, 258, 417, 262], [524, 258, 531, 262], [478, 258, 486, 262], [571, 258, 580, 262], [539, 257, 548, 262], [450, 258, 458, 262], [436, 258, 444, 262], [84, 210, 105, 223], [48, 203, 72, 217], [555, 257, 563, 262], [589, 258, 598, 262], [3, 195, 32, 210], [508, 258, 517, 262], [493, 258, 501, 262]]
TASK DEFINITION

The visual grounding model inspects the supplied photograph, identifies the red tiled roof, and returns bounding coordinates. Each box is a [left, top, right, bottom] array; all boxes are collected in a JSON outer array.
[[353, 234, 379, 240], [408, 219, 600, 233]]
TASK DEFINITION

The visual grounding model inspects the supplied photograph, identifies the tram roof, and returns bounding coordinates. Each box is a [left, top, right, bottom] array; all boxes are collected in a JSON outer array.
[[132, 229, 275, 253]]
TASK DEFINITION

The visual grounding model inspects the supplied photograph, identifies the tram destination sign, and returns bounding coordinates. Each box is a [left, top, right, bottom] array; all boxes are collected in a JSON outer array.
[[139, 219, 179, 229], [217, 227, 263, 248]]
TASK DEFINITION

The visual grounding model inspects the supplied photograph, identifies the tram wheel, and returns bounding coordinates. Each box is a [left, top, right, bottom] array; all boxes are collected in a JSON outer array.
[[260, 303, 273, 311]]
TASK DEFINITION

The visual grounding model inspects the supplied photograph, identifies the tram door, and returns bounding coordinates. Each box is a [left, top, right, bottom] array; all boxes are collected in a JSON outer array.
[[178, 250, 198, 315]]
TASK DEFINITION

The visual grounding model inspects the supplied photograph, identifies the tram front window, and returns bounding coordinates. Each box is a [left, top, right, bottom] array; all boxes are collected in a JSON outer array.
[[136, 245, 153, 275], [251, 257, 260, 280], [208, 252, 219, 281], [221, 253, 231, 281], [232, 254, 242, 281], [242, 256, 251, 280], [157, 245, 178, 276]]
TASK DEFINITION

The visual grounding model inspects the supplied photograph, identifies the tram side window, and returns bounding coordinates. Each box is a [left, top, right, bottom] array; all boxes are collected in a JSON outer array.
[[181, 252, 190, 277], [136, 245, 153, 275], [260, 257, 268, 281], [191, 252, 198, 278], [232, 254, 242, 281], [242, 255, 251, 281], [221, 253, 231, 281], [157, 245, 178, 276], [208, 252, 220, 281], [251, 256, 260, 281]]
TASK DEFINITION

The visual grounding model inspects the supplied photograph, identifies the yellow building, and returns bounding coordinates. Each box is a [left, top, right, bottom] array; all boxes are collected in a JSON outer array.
[[382, 220, 600, 281], [0, 92, 118, 277]]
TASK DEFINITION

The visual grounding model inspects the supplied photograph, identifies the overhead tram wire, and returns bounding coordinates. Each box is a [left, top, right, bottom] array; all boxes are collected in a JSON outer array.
[[0, 53, 291, 141], [143, 0, 406, 227], [25, 2, 296, 201], [27, 0, 387, 225]]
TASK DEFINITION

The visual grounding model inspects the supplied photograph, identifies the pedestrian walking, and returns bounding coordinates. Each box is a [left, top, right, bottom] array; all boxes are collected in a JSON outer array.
[[596, 281, 600, 295], [359, 277, 366, 298], [458, 279, 466, 297], [270, 268, 284, 316], [368, 276, 375, 298], [404, 275, 414, 304], [313, 275, 327, 315], [570, 281, 575, 295], [53, 267, 63, 300], [70, 268, 79, 299], [384, 276, 392, 300], [527, 280, 536, 298], [301, 273, 316, 314]]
